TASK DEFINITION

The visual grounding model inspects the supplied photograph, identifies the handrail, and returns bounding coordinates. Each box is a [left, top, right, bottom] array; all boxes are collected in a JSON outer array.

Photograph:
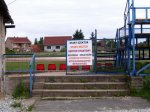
[[29, 54, 35, 97], [137, 63, 150, 76]]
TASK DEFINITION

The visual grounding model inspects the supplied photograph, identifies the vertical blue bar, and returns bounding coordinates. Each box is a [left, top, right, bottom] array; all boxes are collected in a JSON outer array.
[[33, 55, 35, 82], [127, 0, 131, 73], [66, 41, 68, 75], [29, 64, 32, 97], [94, 29, 97, 73], [132, 0, 136, 76], [146, 9, 148, 20], [128, 26, 131, 72], [116, 29, 119, 66]]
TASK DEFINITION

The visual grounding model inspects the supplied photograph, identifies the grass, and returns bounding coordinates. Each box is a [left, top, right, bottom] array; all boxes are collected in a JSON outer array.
[[6, 61, 65, 72], [35, 52, 66, 57], [135, 61, 150, 74], [12, 81, 30, 99], [131, 75, 150, 101]]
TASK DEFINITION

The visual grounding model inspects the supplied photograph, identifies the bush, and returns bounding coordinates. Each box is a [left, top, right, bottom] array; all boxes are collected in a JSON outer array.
[[143, 76, 150, 90], [131, 76, 150, 101], [12, 81, 30, 99], [60, 47, 66, 52], [5, 48, 15, 54]]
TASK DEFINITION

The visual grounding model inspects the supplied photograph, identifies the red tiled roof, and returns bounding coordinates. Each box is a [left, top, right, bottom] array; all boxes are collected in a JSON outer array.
[[44, 36, 72, 46], [31, 45, 41, 52], [7, 37, 31, 44]]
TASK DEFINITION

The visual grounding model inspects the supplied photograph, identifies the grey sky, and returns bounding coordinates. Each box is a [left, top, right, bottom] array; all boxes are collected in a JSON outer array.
[[5, 0, 150, 43]]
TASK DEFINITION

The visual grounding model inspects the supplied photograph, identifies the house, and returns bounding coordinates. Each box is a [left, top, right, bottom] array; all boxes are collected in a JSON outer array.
[[31, 45, 41, 53], [5, 37, 31, 52], [44, 36, 72, 52], [0, 0, 14, 53]]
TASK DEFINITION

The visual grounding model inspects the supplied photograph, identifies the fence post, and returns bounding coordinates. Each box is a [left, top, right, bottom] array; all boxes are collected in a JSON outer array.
[[94, 29, 97, 73]]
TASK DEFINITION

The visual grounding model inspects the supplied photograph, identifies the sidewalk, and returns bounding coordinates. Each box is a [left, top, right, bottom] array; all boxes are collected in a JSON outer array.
[[33, 97, 150, 112]]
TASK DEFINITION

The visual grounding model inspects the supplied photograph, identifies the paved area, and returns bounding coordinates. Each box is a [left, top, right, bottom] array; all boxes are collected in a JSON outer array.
[[33, 97, 150, 112]]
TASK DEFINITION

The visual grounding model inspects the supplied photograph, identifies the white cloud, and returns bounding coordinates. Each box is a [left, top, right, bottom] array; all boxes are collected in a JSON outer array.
[[5, 0, 150, 43]]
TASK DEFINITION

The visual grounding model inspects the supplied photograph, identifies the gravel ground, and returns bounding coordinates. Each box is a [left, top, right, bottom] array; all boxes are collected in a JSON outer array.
[[1, 97, 150, 112], [0, 97, 20, 112], [0, 96, 35, 112]]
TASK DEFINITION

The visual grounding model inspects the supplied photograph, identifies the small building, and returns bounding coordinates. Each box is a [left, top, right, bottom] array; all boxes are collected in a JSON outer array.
[[0, 0, 14, 54], [31, 45, 41, 53], [5, 37, 31, 52], [44, 36, 72, 52]]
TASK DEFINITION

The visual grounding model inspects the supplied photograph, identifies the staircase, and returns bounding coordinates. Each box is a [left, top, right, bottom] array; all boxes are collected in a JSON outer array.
[[32, 75, 130, 99]]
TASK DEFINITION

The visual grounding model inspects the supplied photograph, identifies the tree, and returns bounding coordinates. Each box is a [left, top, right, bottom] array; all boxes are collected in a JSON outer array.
[[90, 32, 95, 40], [34, 38, 38, 45], [39, 37, 43, 45], [38, 37, 44, 51], [73, 29, 84, 40], [34, 37, 44, 51]]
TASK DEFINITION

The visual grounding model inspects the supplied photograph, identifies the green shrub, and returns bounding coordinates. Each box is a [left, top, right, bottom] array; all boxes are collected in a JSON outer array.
[[5, 48, 15, 54], [12, 81, 30, 99], [131, 76, 150, 101], [60, 47, 66, 52], [143, 75, 150, 90]]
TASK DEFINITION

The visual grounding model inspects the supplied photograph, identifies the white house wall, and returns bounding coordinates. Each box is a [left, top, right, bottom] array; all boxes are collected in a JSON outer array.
[[44, 45, 65, 52]]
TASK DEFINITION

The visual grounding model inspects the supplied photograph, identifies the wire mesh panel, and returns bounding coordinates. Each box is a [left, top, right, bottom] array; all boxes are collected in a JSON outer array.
[[95, 39, 126, 73], [4, 54, 33, 74], [67, 65, 93, 75]]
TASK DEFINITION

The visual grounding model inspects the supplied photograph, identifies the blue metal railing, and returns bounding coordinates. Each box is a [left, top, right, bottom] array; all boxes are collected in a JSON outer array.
[[137, 63, 150, 76], [4, 54, 33, 73], [29, 54, 35, 97]]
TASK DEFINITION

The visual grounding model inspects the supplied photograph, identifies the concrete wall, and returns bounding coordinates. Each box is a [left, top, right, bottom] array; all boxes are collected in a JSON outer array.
[[4, 76, 29, 95], [130, 77, 143, 90], [0, 14, 5, 76], [0, 14, 6, 93], [44, 45, 65, 52]]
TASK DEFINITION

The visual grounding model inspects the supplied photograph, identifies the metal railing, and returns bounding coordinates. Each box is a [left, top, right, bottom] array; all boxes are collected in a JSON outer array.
[[137, 63, 150, 76], [29, 54, 35, 97], [3, 54, 33, 74]]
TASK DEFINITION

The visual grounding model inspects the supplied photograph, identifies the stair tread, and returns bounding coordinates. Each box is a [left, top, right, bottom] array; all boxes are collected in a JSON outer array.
[[35, 75, 127, 78], [33, 89, 129, 92], [43, 82, 128, 85], [42, 97, 120, 100]]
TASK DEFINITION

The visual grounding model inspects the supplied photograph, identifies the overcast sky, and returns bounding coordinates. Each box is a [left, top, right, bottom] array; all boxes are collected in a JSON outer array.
[[5, 0, 150, 43]]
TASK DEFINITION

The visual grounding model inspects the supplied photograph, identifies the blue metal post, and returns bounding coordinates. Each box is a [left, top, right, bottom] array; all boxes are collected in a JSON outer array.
[[33, 55, 35, 82], [29, 64, 33, 97], [66, 41, 68, 75], [131, 0, 136, 76], [127, 0, 131, 73], [116, 29, 119, 66], [146, 9, 148, 20], [94, 29, 97, 73]]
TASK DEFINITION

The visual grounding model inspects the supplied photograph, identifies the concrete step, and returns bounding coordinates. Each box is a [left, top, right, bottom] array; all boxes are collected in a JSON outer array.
[[32, 89, 129, 97], [34, 75, 129, 83], [33, 82, 129, 90], [41, 97, 115, 100]]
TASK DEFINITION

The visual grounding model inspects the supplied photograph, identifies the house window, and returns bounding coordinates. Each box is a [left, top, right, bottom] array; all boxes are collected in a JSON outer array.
[[47, 46, 51, 49], [56, 46, 60, 49]]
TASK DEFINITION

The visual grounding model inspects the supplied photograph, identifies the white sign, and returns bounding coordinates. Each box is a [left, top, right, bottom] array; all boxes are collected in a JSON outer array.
[[67, 40, 92, 66]]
